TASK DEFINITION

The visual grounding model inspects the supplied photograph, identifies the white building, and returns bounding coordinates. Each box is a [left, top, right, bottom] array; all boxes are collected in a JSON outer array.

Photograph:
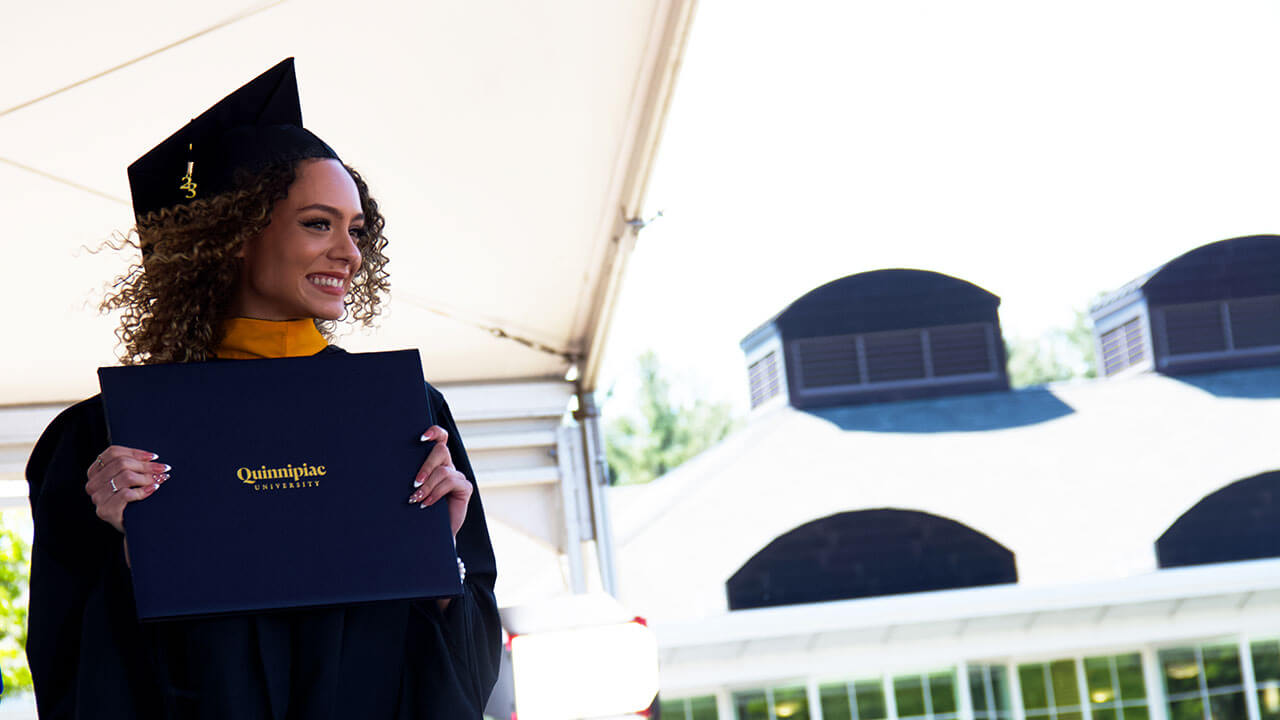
[[612, 237, 1280, 720]]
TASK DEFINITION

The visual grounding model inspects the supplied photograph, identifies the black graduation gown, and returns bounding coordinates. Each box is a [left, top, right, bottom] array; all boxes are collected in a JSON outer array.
[[24, 349, 501, 719]]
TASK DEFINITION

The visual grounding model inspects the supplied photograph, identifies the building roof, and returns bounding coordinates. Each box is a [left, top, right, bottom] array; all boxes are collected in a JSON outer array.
[[1088, 268, 1158, 319], [740, 268, 1000, 349], [1089, 234, 1280, 319], [609, 365, 1280, 622]]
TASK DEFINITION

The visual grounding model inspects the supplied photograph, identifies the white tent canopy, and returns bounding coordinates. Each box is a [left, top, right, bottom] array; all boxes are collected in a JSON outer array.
[[1, 0, 694, 403], [0, 1, 697, 609]]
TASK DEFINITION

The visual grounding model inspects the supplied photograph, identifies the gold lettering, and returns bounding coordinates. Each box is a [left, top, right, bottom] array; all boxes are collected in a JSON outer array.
[[239, 462, 327, 491]]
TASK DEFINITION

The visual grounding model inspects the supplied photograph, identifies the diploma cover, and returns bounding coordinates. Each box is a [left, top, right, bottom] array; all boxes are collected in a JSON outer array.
[[98, 349, 462, 621]]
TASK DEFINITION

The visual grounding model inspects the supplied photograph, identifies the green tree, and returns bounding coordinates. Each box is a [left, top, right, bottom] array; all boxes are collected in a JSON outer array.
[[603, 351, 738, 485], [0, 521, 31, 694], [1006, 308, 1098, 388]]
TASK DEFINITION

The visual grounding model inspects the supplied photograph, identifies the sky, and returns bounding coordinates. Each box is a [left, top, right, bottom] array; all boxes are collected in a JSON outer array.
[[597, 0, 1280, 416]]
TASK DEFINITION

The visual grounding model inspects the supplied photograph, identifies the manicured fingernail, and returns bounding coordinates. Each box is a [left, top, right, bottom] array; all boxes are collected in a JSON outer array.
[[408, 496, 417, 504], [150, 483, 159, 491], [413, 478, 424, 488], [419, 502, 428, 509], [161, 464, 171, 472], [419, 432, 431, 442], [158, 473, 169, 483]]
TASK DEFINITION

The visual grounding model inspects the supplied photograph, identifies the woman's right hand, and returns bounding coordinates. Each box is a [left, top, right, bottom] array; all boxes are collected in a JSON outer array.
[[85, 445, 170, 534]]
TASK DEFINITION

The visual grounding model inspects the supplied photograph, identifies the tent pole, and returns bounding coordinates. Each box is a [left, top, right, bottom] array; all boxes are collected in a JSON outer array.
[[574, 389, 618, 597]]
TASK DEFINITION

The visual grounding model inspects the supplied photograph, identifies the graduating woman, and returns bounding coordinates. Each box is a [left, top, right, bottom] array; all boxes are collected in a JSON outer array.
[[24, 59, 501, 719]]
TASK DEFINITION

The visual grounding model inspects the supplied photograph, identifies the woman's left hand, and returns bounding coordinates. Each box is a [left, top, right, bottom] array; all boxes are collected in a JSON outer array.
[[409, 425, 473, 539]]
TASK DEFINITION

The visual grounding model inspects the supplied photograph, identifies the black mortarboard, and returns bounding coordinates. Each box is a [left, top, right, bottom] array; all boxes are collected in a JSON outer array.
[[127, 57, 339, 220]]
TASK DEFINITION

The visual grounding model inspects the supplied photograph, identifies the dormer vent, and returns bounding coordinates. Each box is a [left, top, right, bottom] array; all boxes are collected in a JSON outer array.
[[740, 269, 1009, 409], [1092, 235, 1280, 377]]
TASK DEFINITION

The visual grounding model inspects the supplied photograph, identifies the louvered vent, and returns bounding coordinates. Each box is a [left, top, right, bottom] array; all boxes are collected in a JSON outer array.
[[1162, 302, 1226, 355], [863, 330, 926, 382], [1158, 294, 1280, 367], [747, 351, 782, 408], [1100, 317, 1146, 376], [929, 324, 993, 376], [792, 323, 996, 397], [1229, 295, 1280, 349], [793, 336, 860, 388]]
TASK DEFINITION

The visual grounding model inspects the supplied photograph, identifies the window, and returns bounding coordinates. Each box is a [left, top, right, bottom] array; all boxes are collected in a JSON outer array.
[[1160, 643, 1248, 720], [1252, 639, 1280, 720], [893, 670, 959, 720], [735, 690, 769, 720], [1019, 659, 1086, 720], [661, 695, 719, 720], [969, 665, 1013, 720], [748, 350, 782, 408], [1018, 654, 1151, 720], [818, 678, 887, 720], [732, 685, 809, 720], [791, 323, 997, 397], [1083, 653, 1150, 720]]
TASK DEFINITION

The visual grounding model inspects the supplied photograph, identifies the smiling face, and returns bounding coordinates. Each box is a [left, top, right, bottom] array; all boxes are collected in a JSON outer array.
[[231, 158, 365, 321]]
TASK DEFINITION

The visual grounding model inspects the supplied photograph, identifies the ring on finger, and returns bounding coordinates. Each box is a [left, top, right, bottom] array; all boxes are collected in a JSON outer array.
[[109, 476, 119, 494], [96, 455, 105, 470]]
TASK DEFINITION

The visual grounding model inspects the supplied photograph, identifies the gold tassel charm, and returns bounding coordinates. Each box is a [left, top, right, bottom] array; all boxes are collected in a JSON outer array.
[[179, 143, 197, 199]]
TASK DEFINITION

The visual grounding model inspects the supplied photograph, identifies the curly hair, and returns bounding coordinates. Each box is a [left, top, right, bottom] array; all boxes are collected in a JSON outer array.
[[101, 160, 390, 365]]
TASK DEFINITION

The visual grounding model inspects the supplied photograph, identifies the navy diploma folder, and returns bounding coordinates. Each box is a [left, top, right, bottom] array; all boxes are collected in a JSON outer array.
[[98, 349, 461, 621]]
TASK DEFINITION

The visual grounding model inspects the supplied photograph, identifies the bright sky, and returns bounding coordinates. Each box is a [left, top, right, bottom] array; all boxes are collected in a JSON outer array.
[[598, 0, 1280, 415]]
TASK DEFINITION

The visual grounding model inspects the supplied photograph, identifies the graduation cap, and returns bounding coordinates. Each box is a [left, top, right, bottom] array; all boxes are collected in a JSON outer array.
[[127, 57, 339, 221]]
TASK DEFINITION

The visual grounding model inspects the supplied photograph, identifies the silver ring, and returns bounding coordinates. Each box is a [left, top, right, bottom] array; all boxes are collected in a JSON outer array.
[[109, 477, 119, 494]]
